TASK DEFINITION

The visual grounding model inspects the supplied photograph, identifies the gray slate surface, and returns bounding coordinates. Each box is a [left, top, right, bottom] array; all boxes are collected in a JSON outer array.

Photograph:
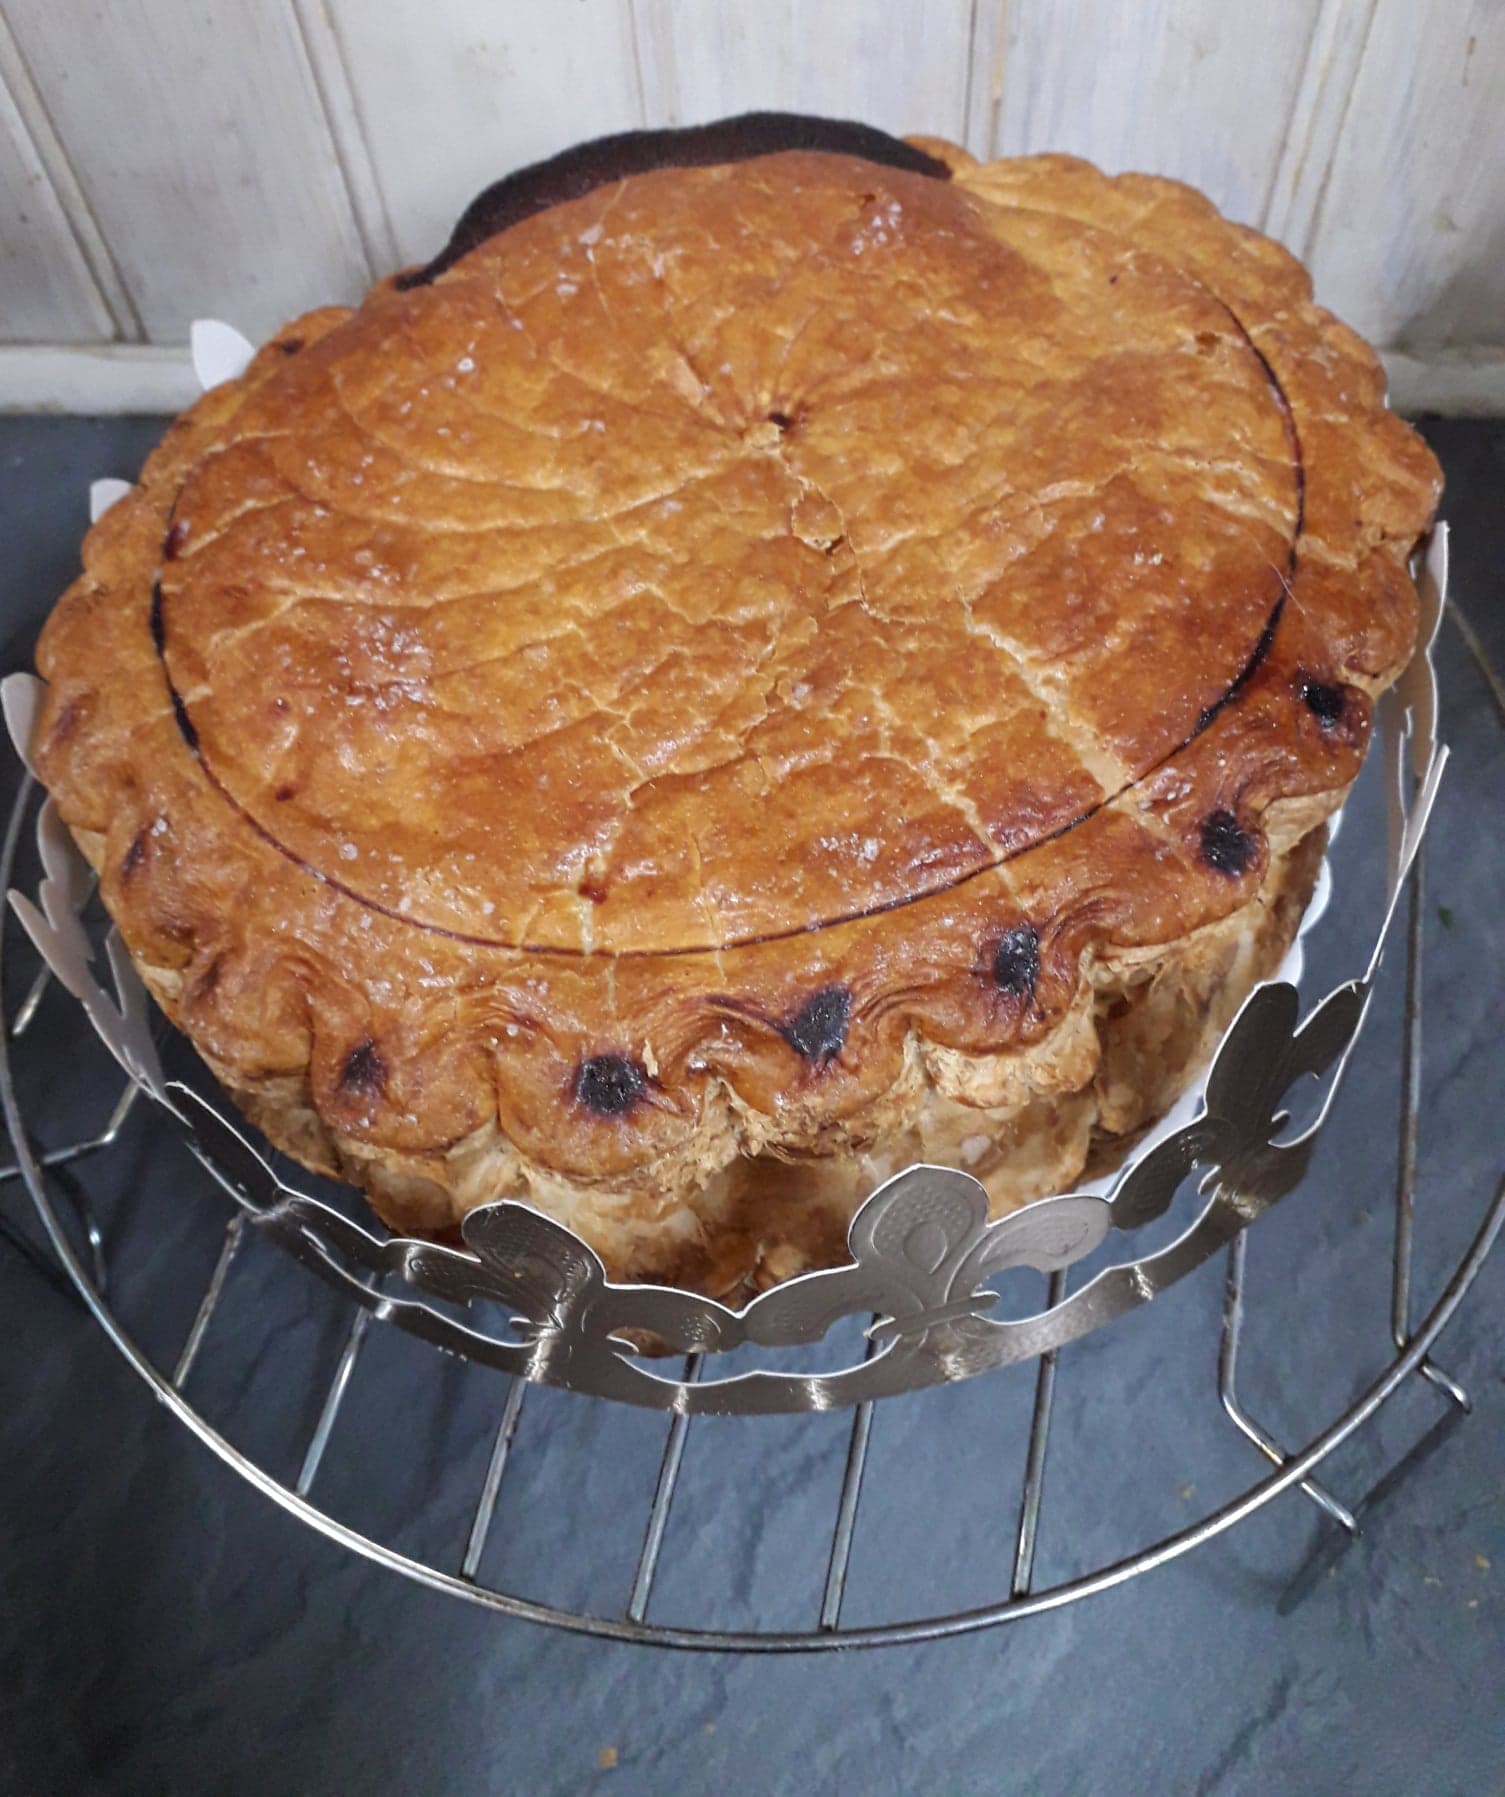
[[0, 416, 1501, 1797]]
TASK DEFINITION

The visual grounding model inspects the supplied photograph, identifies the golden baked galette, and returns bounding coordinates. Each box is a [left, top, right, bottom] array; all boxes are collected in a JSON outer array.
[[31, 115, 1440, 1295]]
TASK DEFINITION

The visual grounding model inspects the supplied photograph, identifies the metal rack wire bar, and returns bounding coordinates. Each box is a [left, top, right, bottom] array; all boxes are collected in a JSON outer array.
[[460, 1378, 529, 1583], [626, 1354, 702, 1623], [11, 959, 51, 1037], [296, 1287, 377, 1496], [1011, 1267, 1067, 1598], [819, 1395, 876, 1630], [819, 1402, 874, 1631], [1393, 856, 1424, 1355], [172, 1214, 246, 1389]]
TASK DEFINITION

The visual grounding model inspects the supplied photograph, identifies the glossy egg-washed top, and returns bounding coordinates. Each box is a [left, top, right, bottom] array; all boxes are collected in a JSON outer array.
[[34, 116, 1439, 1192]]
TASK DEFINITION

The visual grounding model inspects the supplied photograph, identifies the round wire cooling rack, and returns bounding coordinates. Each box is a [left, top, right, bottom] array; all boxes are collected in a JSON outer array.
[[2, 613, 1503, 1653]]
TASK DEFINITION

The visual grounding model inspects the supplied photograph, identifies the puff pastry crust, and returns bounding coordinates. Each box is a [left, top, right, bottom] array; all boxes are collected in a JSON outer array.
[[31, 119, 1440, 1292]]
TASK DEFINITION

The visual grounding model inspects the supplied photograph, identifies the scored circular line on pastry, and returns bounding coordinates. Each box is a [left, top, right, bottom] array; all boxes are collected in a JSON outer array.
[[146, 140, 1306, 961]]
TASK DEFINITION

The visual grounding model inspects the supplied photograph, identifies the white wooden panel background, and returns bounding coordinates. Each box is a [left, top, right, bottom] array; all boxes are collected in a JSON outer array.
[[0, 0, 1499, 410]]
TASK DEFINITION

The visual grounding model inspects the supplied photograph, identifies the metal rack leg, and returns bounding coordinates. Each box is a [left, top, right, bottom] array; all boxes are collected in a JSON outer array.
[[0, 1161, 109, 1293], [0, 1072, 148, 1297], [1270, 848, 1494, 1611], [0, 1085, 139, 1180], [1, 864, 107, 1294], [1276, 1396, 1471, 1615], [1219, 1232, 1359, 1534], [0, 940, 168, 1299], [8, 869, 98, 1042], [1392, 850, 1469, 1412], [1447, 594, 1505, 730], [60, 1180, 108, 1295], [1276, 1177, 1491, 1613]]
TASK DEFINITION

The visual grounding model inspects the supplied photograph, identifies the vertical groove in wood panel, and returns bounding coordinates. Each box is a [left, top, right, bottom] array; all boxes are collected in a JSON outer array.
[[623, 0, 654, 125], [292, 0, 400, 275], [0, 4, 138, 338], [641, 0, 974, 142], [965, 0, 1009, 159], [992, 1, 1325, 228], [1258, 0, 1332, 231], [0, 0, 1495, 367], [327, 0, 649, 269], [1261, 0, 1381, 252], [960, 0, 980, 148], [0, 69, 112, 341], [1304, 2, 1505, 351], [4, 0, 373, 342], [1294, 0, 1387, 265], [631, 0, 680, 126]]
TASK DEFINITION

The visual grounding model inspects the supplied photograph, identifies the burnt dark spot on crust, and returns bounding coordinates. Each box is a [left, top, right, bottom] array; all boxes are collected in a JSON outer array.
[[1300, 677, 1346, 728], [397, 112, 953, 289], [579, 877, 609, 905], [339, 1037, 387, 1098], [992, 925, 1040, 1002], [575, 1052, 646, 1117], [1200, 809, 1256, 877], [121, 830, 148, 879], [150, 580, 166, 654], [781, 984, 852, 1065], [278, 337, 304, 356], [824, 535, 845, 556], [767, 410, 794, 430], [163, 519, 189, 561], [274, 783, 297, 802]]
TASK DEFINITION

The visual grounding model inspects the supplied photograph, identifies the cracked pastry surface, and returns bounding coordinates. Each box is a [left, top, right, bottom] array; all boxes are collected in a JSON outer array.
[[31, 119, 1440, 1292]]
